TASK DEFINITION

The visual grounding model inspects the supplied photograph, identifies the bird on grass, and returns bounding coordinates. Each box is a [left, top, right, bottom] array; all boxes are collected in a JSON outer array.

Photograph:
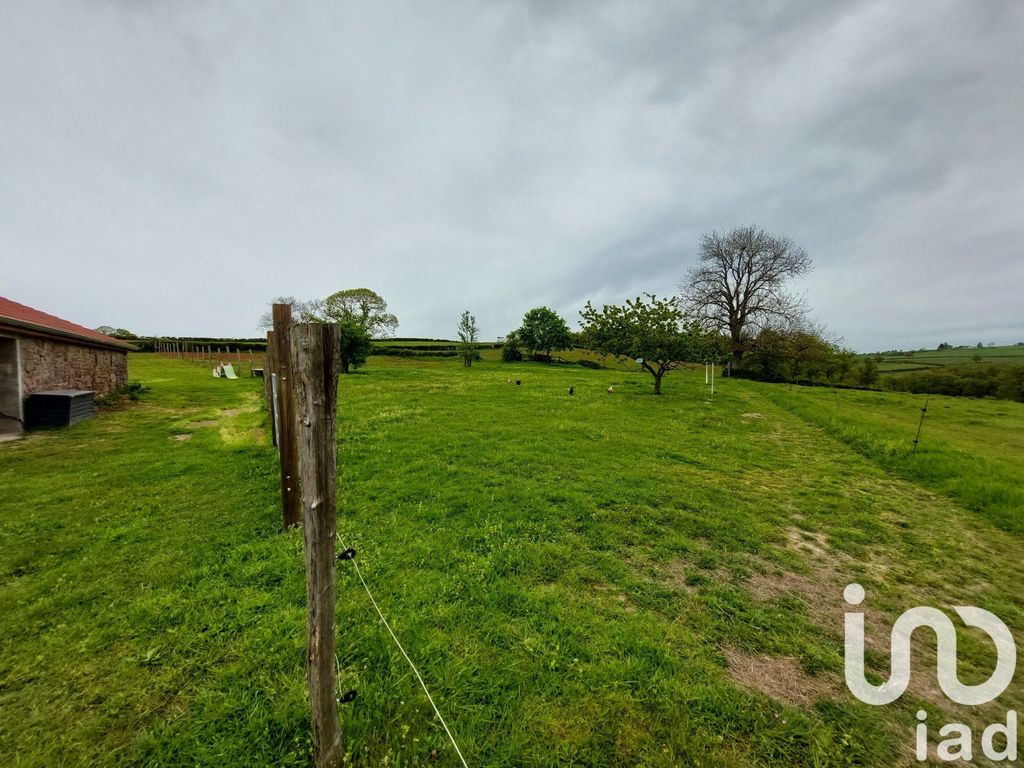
[[568, 386, 574, 396], [607, 385, 615, 394], [516, 379, 521, 386]]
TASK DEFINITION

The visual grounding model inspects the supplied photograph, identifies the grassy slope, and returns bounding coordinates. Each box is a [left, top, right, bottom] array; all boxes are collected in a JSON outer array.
[[1, 355, 1021, 767], [761, 384, 1024, 535], [876, 345, 1024, 374]]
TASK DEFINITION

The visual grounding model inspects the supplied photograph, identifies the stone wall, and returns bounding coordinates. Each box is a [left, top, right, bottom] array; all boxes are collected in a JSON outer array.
[[19, 337, 128, 397]]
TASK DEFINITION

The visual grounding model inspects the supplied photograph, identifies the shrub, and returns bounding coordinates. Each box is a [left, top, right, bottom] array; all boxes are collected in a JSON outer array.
[[95, 382, 148, 408], [371, 348, 459, 358], [501, 332, 523, 362]]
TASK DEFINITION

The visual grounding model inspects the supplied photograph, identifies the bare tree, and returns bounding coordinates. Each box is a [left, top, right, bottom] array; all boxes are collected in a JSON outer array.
[[680, 225, 811, 364], [258, 296, 324, 331]]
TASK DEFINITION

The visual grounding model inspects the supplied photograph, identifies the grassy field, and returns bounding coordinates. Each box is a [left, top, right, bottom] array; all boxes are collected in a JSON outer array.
[[1, 354, 1022, 766], [874, 344, 1024, 374]]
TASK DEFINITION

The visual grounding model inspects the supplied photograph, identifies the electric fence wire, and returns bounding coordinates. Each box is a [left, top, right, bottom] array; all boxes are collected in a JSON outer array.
[[340, 546, 470, 768]]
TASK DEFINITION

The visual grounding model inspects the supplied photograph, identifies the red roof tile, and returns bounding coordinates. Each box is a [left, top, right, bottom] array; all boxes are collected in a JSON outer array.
[[0, 297, 134, 351]]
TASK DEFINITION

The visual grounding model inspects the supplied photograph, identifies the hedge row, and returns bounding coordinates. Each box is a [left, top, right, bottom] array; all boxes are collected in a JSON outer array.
[[884, 365, 1024, 402], [370, 348, 460, 358], [371, 342, 502, 351]]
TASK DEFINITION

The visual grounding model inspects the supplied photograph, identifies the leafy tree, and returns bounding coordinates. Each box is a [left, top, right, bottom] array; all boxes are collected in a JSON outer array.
[[501, 331, 523, 362], [743, 322, 843, 384], [580, 293, 701, 395], [516, 307, 573, 361], [456, 310, 479, 367], [937, 342, 952, 350], [857, 357, 880, 386], [337, 318, 373, 374], [322, 288, 398, 339], [95, 326, 138, 339], [681, 225, 812, 365], [699, 331, 732, 366], [257, 296, 370, 373], [831, 348, 858, 384]]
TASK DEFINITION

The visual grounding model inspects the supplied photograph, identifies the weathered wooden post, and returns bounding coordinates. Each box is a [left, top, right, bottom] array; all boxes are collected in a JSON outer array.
[[912, 398, 929, 455], [290, 322, 343, 768], [266, 331, 278, 448], [272, 305, 302, 528]]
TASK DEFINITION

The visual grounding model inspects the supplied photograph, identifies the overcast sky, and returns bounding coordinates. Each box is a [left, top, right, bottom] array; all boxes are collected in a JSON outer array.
[[2, 1, 1022, 351]]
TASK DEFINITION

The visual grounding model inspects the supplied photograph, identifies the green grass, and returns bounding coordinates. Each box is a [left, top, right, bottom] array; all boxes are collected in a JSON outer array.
[[761, 384, 1024, 534], [874, 344, 1024, 374], [1, 354, 1022, 766]]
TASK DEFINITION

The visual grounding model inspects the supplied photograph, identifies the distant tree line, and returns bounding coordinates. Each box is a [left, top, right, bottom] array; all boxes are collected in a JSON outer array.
[[248, 225, 1015, 399], [883, 366, 1024, 402]]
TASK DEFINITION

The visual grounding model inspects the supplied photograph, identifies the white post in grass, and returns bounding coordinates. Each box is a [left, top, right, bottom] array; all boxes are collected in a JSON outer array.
[[711, 362, 715, 395], [705, 361, 709, 384]]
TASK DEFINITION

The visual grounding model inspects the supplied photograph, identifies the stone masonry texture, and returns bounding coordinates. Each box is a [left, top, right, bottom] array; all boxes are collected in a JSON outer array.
[[19, 337, 128, 396]]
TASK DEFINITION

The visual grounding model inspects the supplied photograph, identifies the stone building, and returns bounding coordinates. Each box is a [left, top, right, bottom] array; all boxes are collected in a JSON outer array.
[[0, 297, 134, 438]]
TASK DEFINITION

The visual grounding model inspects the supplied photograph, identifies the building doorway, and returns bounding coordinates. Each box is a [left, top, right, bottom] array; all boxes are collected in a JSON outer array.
[[0, 337, 22, 438]]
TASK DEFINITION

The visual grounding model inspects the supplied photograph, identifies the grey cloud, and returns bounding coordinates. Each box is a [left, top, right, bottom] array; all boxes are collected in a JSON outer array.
[[1, 0, 1021, 349]]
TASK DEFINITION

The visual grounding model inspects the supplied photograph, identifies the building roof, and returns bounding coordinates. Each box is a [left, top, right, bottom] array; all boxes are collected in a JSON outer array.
[[0, 297, 134, 351]]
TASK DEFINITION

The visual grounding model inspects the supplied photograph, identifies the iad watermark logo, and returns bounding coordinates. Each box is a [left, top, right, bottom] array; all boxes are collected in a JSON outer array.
[[844, 583, 1018, 762]]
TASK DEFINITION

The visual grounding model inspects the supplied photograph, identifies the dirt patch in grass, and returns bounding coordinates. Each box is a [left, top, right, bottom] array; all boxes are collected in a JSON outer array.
[[785, 527, 833, 559], [746, 566, 843, 635], [741, 412, 764, 420], [589, 582, 638, 612], [724, 646, 839, 707], [745, 527, 886, 643], [745, 526, 954, 711], [171, 434, 192, 442], [184, 420, 218, 428]]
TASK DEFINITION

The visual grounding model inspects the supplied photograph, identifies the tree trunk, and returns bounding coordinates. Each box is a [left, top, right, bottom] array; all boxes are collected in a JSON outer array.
[[730, 324, 744, 366], [340, 357, 350, 374], [653, 371, 663, 395]]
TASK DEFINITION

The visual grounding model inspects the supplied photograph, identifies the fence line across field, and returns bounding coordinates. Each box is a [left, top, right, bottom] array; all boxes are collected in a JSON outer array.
[[153, 339, 268, 377]]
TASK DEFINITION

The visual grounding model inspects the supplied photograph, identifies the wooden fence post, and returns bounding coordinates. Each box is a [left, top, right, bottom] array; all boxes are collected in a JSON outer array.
[[272, 305, 302, 528], [266, 331, 278, 448], [290, 322, 343, 768]]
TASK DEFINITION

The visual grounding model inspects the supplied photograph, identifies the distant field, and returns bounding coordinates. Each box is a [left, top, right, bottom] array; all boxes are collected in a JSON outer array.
[[2, 355, 1022, 766], [873, 344, 1024, 373], [372, 339, 501, 348], [400, 344, 650, 371]]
